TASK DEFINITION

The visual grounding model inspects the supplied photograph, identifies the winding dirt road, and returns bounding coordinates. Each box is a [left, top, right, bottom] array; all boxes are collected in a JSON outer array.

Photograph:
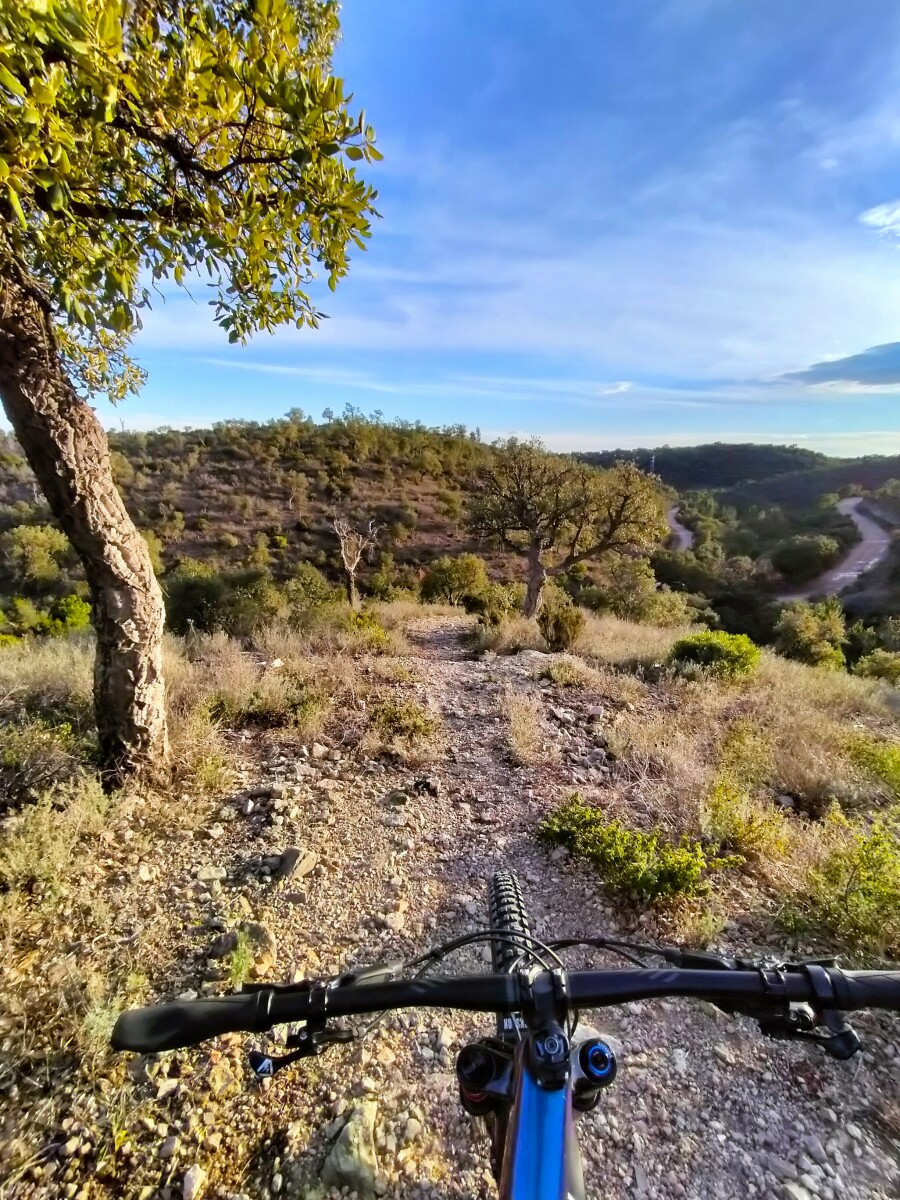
[[666, 505, 694, 551], [779, 497, 893, 601]]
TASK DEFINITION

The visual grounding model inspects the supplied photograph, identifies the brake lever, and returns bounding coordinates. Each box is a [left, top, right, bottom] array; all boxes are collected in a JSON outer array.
[[248, 1026, 355, 1077], [753, 1005, 861, 1060]]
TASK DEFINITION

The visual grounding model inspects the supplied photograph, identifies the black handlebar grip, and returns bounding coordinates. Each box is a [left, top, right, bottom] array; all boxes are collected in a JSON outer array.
[[832, 970, 900, 1012], [111, 990, 276, 1053]]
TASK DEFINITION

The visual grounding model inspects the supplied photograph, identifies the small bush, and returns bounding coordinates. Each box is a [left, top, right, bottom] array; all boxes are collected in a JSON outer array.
[[847, 735, 900, 799], [537, 598, 585, 652], [368, 696, 439, 746], [284, 562, 340, 616], [502, 689, 549, 765], [774, 599, 846, 670], [702, 777, 789, 862], [789, 812, 900, 955], [540, 797, 738, 904], [0, 718, 91, 806], [463, 582, 520, 628], [47, 594, 91, 634], [345, 609, 393, 654], [538, 659, 599, 689], [670, 631, 761, 680], [0, 777, 110, 893], [854, 650, 900, 686], [421, 554, 489, 605], [210, 672, 328, 737]]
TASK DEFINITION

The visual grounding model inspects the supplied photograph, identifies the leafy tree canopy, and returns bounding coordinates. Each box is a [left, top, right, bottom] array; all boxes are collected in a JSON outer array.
[[468, 439, 666, 573], [0, 0, 379, 395]]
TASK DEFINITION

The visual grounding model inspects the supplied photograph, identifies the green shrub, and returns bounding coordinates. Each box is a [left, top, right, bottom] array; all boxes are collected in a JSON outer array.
[[854, 650, 900, 686], [670, 631, 761, 680], [165, 564, 284, 635], [421, 554, 489, 605], [537, 597, 585, 652], [789, 812, 900, 955], [774, 598, 846, 669], [5, 596, 52, 636], [539, 797, 738, 904], [47, 594, 91, 635], [463, 582, 520, 627], [703, 777, 788, 862], [284, 562, 340, 616], [164, 561, 228, 633], [368, 696, 439, 745], [847, 736, 900, 799], [771, 535, 841, 584], [0, 718, 91, 806], [0, 633, 22, 647], [345, 609, 393, 654]]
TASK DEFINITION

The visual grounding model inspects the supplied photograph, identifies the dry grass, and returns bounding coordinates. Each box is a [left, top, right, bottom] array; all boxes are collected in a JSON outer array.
[[575, 612, 693, 668], [502, 688, 555, 765], [0, 631, 94, 727], [471, 615, 545, 656]]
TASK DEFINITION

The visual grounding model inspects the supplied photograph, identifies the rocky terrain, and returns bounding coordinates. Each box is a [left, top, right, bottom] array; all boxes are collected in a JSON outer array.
[[3, 619, 900, 1200]]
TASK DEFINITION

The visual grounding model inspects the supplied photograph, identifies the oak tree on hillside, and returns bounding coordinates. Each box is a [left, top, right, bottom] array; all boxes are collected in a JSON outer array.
[[467, 440, 666, 616], [0, 0, 379, 785]]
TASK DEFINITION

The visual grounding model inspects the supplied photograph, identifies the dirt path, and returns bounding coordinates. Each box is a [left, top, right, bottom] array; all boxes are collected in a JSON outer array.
[[666, 507, 694, 552], [19, 621, 898, 1199], [160, 618, 897, 1200], [778, 497, 893, 602]]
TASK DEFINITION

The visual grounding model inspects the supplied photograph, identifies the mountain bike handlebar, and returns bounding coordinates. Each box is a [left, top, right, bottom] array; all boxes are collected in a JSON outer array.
[[112, 965, 900, 1054]]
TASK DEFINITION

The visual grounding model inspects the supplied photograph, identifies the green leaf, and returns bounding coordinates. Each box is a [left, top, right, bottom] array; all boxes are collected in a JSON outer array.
[[344, 145, 363, 161], [7, 186, 26, 229], [0, 63, 25, 98]]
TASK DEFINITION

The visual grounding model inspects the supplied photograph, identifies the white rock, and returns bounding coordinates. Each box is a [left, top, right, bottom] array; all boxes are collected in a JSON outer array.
[[182, 1164, 206, 1200]]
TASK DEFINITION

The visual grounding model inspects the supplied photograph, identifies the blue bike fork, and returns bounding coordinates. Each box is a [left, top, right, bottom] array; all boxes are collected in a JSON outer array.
[[500, 1049, 586, 1200]]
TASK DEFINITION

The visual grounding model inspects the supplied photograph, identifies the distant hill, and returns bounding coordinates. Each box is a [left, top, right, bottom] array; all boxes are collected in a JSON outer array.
[[722, 456, 900, 510], [576, 443, 830, 491]]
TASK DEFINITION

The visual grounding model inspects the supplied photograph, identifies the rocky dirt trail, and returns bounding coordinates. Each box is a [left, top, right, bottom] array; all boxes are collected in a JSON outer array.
[[23, 620, 900, 1200]]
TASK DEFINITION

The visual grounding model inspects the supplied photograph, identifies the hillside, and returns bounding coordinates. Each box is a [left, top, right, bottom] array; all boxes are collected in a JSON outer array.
[[721, 456, 900, 511], [0, 414, 508, 585], [2, 607, 900, 1198], [577, 442, 831, 491]]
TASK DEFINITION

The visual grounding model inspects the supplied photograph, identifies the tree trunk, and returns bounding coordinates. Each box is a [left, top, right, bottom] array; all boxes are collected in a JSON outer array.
[[0, 272, 168, 789], [343, 569, 359, 610], [523, 545, 547, 618]]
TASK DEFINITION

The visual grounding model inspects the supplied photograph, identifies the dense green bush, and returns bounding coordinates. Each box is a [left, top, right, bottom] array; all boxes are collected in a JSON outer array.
[[421, 553, 489, 604], [0, 523, 71, 586], [165, 563, 284, 635], [537, 596, 585, 651], [853, 650, 900, 686], [774, 598, 846, 669], [788, 812, 900, 955], [670, 630, 761, 680], [540, 797, 737, 904], [771, 534, 841, 584], [164, 561, 228, 634], [284, 562, 340, 615], [847, 736, 900, 799], [344, 609, 393, 654], [462, 581, 521, 627], [1, 593, 91, 639]]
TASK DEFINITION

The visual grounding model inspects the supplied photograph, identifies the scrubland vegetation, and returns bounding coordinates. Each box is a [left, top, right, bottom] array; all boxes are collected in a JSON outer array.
[[2, 436, 900, 1192]]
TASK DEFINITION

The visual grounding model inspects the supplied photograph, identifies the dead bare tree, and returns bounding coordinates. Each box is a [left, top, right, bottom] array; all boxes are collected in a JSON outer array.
[[331, 516, 380, 609]]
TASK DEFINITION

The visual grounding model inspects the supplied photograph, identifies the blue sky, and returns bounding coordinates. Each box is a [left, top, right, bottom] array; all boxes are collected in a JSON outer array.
[[105, 0, 900, 453]]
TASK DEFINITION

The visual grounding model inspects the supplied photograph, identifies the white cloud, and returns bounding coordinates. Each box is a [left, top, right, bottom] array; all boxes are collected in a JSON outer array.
[[860, 200, 900, 236]]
